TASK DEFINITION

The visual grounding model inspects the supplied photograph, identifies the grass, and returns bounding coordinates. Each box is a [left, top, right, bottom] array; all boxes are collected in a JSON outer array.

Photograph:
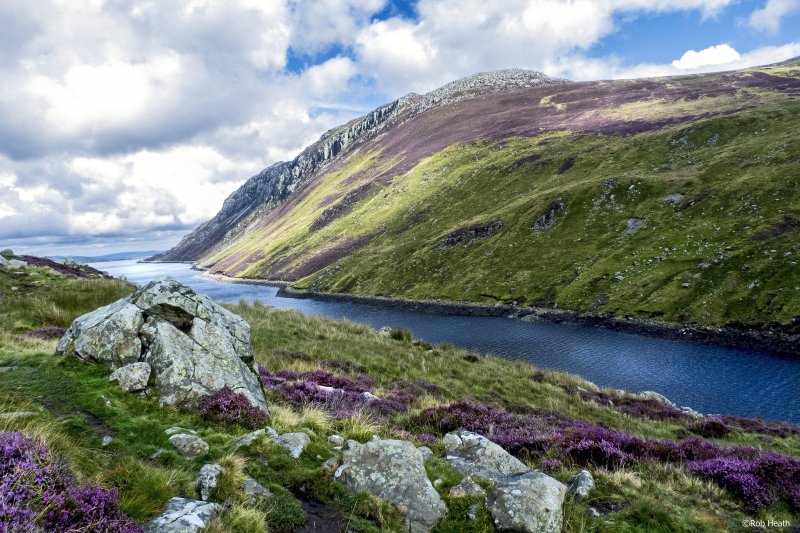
[[0, 267, 798, 531], [199, 76, 800, 332]]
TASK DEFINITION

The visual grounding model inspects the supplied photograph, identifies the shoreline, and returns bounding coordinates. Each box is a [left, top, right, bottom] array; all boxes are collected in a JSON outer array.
[[196, 270, 799, 357]]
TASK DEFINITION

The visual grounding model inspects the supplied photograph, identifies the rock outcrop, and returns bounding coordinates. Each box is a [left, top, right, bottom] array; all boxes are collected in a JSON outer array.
[[335, 439, 447, 532], [146, 497, 221, 533], [487, 471, 567, 533], [57, 277, 268, 413], [443, 430, 529, 483]]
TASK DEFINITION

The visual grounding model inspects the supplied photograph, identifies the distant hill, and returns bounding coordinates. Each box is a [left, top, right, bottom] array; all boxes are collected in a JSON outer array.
[[152, 61, 800, 330], [49, 251, 162, 263]]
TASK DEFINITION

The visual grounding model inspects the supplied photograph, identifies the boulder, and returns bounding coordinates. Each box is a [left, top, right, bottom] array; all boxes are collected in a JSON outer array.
[[328, 434, 345, 446], [566, 470, 594, 501], [335, 439, 446, 532], [56, 277, 268, 413], [146, 497, 221, 533], [109, 362, 152, 392], [0, 248, 13, 257], [449, 476, 486, 498], [274, 431, 311, 458], [0, 256, 8, 267], [232, 428, 272, 450], [198, 463, 223, 501], [165, 426, 196, 436], [443, 431, 529, 483], [169, 433, 209, 459], [418, 446, 434, 461], [487, 471, 566, 533]]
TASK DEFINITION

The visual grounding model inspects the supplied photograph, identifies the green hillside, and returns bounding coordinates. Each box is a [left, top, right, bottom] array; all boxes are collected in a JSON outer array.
[[198, 62, 800, 330]]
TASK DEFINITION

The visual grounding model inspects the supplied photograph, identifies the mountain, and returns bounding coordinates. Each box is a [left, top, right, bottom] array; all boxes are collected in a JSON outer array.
[[49, 251, 162, 263], [153, 60, 800, 330]]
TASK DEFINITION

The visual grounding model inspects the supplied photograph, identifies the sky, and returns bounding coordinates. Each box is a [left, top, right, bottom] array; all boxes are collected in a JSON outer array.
[[1, 0, 798, 257]]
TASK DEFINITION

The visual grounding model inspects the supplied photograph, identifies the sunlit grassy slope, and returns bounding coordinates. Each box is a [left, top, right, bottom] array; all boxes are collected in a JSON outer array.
[[200, 62, 800, 329]]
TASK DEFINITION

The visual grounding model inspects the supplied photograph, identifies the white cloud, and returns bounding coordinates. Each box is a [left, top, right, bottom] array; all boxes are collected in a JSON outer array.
[[1, 0, 798, 255], [748, 0, 799, 33], [671, 44, 741, 70]]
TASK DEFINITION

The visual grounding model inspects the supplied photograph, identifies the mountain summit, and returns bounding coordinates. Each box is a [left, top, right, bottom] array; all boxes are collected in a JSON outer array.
[[153, 60, 800, 330]]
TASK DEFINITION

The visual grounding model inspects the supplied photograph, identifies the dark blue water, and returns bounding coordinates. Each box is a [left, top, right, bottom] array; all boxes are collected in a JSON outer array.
[[92, 259, 800, 423]]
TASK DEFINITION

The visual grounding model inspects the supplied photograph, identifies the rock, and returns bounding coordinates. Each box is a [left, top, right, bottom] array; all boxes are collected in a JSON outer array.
[[663, 193, 685, 204], [109, 362, 152, 392], [232, 428, 266, 450], [378, 326, 393, 337], [449, 476, 486, 498], [566, 470, 594, 501], [243, 476, 272, 502], [587, 507, 600, 518], [146, 497, 222, 533], [680, 406, 703, 418], [697, 262, 710, 270], [487, 471, 567, 533], [102, 435, 113, 447], [274, 431, 311, 458], [0, 256, 8, 267], [57, 300, 144, 368], [148, 448, 166, 461], [418, 446, 434, 461], [638, 391, 676, 408], [0, 248, 13, 257], [626, 218, 645, 234], [443, 430, 529, 483], [468, 503, 481, 520], [328, 434, 345, 446], [169, 433, 209, 459], [7, 259, 26, 268], [335, 439, 447, 532], [322, 456, 340, 471], [57, 278, 268, 413], [198, 464, 223, 501], [681, 282, 690, 288], [165, 427, 197, 435]]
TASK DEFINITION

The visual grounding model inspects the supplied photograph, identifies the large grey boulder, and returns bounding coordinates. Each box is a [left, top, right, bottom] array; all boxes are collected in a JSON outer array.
[[487, 471, 567, 533], [56, 277, 267, 413], [335, 439, 447, 532], [146, 497, 221, 532], [443, 430, 529, 483], [109, 362, 151, 392], [0, 256, 8, 267]]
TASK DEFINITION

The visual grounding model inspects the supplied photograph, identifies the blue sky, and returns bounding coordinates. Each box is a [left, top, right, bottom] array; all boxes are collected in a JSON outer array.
[[0, 0, 798, 256]]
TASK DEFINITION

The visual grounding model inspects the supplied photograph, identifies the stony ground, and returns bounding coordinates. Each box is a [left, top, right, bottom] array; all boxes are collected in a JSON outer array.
[[0, 262, 799, 531]]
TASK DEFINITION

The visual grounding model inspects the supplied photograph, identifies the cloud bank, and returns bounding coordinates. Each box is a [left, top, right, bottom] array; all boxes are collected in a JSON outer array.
[[1, 0, 798, 255]]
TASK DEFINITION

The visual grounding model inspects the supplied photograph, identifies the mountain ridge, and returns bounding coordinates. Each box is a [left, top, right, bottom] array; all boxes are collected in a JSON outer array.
[[150, 68, 565, 262], [153, 60, 800, 330]]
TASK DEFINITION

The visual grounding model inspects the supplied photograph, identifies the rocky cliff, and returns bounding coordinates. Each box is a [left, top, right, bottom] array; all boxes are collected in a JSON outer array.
[[150, 70, 564, 262]]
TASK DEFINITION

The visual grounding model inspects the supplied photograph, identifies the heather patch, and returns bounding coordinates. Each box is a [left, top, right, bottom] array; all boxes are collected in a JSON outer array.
[[0, 431, 142, 532], [413, 401, 800, 511], [260, 369, 408, 419], [23, 326, 67, 340], [198, 387, 270, 429]]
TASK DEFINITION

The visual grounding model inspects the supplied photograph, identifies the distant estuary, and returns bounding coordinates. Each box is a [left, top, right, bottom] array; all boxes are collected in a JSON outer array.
[[96, 259, 800, 423]]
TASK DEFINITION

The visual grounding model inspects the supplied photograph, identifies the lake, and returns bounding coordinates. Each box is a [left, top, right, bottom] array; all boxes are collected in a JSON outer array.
[[91, 259, 800, 423]]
